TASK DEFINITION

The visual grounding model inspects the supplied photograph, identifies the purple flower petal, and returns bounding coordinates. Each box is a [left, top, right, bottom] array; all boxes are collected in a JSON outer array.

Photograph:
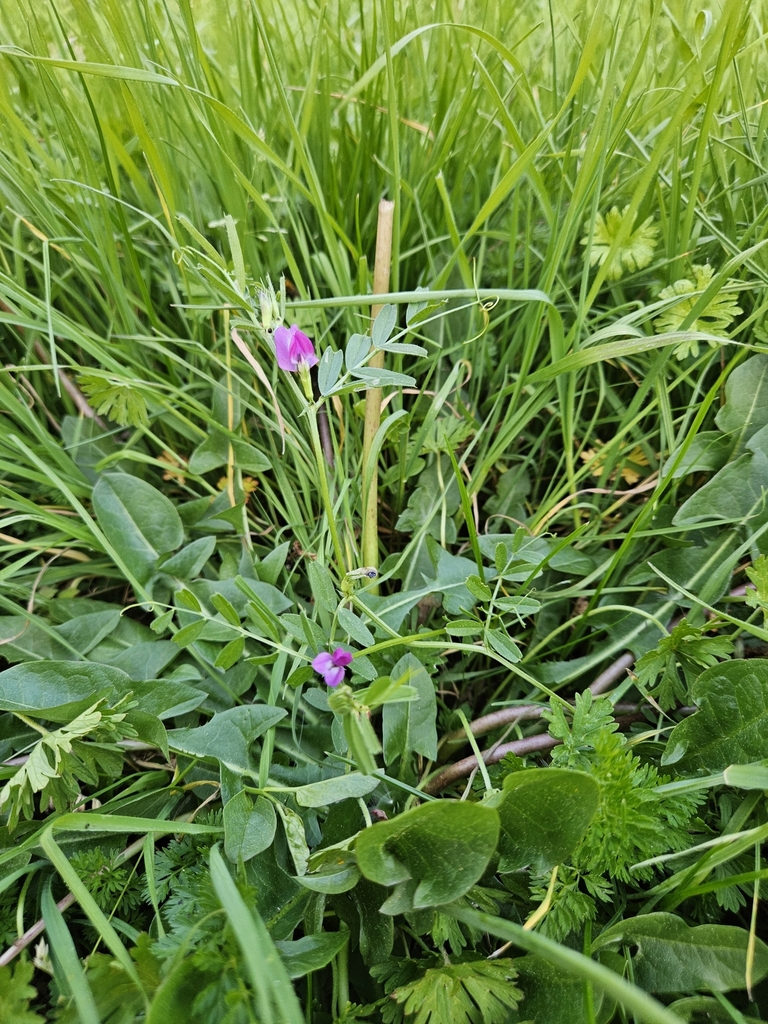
[[331, 648, 353, 667], [288, 326, 318, 369], [273, 324, 318, 372], [312, 652, 334, 674], [274, 325, 295, 372], [324, 665, 346, 687]]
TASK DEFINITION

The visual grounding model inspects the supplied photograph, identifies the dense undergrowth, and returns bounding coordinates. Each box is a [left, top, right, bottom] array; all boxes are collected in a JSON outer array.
[[0, 0, 768, 1021]]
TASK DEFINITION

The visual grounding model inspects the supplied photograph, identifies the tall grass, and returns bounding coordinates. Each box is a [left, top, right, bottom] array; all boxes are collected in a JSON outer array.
[[2, 0, 766, 641]]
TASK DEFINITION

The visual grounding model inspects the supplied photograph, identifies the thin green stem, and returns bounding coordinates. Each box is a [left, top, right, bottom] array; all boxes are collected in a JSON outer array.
[[306, 404, 347, 575]]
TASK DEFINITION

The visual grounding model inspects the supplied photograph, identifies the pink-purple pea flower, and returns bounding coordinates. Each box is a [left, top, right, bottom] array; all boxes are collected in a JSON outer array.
[[274, 324, 318, 373], [312, 647, 353, 687]]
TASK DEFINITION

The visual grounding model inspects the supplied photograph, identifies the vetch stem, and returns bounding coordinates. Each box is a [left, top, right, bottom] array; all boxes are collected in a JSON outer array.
[[307, 403, 347, 576]]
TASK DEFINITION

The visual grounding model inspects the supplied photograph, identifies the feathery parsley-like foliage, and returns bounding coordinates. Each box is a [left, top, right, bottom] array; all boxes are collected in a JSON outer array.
[[633, 620, 734, 710]]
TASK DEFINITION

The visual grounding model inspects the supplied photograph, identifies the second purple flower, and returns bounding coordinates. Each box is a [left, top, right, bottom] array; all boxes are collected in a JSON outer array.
[[274, 324, 318, 373], [312, 647, 353, 687]]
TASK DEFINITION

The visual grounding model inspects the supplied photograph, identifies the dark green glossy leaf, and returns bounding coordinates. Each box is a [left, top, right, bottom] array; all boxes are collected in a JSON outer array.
[[92, 472, 183, 584], [493, 768, 600, 872], [168, 705, 286, 776], [355, 800, 499, 910], [663, 660, 768, 769], [594, 913, 768, 993]]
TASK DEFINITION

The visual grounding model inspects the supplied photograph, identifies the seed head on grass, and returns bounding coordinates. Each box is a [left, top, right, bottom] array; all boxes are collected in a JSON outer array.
[[654, 264, 742, 358], [582, 205, 658, 280]]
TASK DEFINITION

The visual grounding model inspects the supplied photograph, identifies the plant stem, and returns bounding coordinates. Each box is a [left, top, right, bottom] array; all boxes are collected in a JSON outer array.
[[361, 199, 395, 591], [337, 929, 350, 1014], [307, 404, 347, 575]]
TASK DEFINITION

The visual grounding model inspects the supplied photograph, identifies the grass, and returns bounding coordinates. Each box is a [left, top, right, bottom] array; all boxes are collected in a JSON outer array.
[[1, 0, 768, 1020]]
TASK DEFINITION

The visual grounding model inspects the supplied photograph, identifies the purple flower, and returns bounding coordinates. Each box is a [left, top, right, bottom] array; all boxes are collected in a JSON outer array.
[[312, 647, 353, 687], [274, 324, 318, 372]]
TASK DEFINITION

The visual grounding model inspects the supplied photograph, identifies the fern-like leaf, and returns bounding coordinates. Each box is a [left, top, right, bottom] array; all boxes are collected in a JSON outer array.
[[79, 374, 149, 427], [654, 264, 742, 357], [633, 619, 733, 710], [581, 205, 658, 280], [380, 958, 522, 1024]]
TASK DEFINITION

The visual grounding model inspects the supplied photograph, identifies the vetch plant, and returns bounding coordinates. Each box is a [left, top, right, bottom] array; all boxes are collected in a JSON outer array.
[[274, 323, 318, 374], [312, 647, 353, 687]]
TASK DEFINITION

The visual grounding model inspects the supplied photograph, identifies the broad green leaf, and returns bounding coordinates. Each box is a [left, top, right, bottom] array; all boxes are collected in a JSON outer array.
[[108, 641, 179, 681], [296, 849, 361, 894], [371, 304, 398, 347], [667, 431, 733, 479], [55, 610, 121, 655], [215, 636, 245, 669], [145, 960, 202, 1022], [92, 472, 183, 584], [352, 367, 416, 388], [485, 627, 522, 664], [662, 660, 768, 769], [713, 353, 768, 447], [337, 606, 375, 647], [352, 878, 394, 964], [168, 705, 287, 776], [444, 619, 484, 636], [290, 772, 380, 808], [318, 346, 344, 395], [0, 661, 132, 721], [673, 450, 768, 526], [307, 560, 338, 613], [224, 792, 277, 862], [211, 592, 241, 626], [189, 430, 271, 474], [126, 710, 168, 759], [257, 542, 291, 586], [274, 931, 348, 979], [172, 619, 206, 648], [382, 653, 438, 764], [377, 340, 428, 356], [593, 913, 768, 993], [492, 768, 600, 872], [355, 800, 499, 910], [345, 332, 371, 370], [217, 576, 293, 616], [668, 997, 764, 1024], [495, 596, 541, 617], [159, 536, 216, 579], [130, 679, 207, 720], [0, 615, 74, 663], [274, 801, 310, 876], [506, 954, 615, 1024], [176, 588, 202, 612], [466, 574, 492, 602]]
